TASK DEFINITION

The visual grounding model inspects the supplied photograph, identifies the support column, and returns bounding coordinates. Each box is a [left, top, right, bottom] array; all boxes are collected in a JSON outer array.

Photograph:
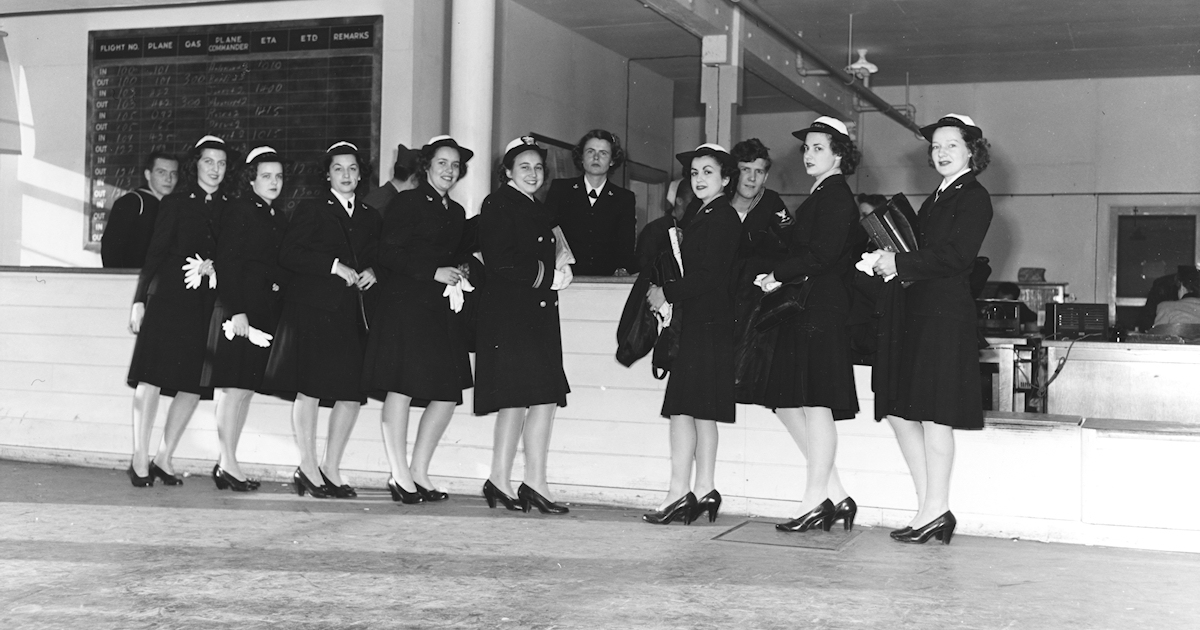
[[699, 9, 742, 148], [449, 0, 496, 217]]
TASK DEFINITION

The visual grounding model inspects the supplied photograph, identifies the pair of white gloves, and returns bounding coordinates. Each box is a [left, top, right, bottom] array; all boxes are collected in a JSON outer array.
[[442, 276, 476, 313], [182, 254, 216, 289]]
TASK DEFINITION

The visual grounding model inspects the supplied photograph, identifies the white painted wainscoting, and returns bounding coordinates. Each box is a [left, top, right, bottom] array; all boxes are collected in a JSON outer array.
[[2, 269, 1198, 553]]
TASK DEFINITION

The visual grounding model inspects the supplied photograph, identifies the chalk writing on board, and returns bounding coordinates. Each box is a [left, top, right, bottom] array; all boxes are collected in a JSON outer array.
[[85, 17, 382, 250]]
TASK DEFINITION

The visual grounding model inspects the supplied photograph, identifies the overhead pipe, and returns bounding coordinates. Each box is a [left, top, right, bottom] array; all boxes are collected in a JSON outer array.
[[728, 0, 922, 136]]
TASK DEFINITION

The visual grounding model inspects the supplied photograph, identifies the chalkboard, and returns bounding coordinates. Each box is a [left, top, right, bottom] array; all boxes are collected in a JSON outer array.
[[85, 16, 382, 250]]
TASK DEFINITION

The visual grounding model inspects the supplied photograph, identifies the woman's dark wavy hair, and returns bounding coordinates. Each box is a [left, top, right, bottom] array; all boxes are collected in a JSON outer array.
[[927, 127, 992, 174], [416, 144, 469, 180], [731, 138, 772, 171], [321, 148, 372, 195], [235, 159, 285, 200], [179, 145, 238, 195], [571, 129, 626, 171], [829, 135, 861, 176]]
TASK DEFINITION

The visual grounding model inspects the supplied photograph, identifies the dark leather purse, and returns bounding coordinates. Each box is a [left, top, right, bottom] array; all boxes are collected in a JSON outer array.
[[648, 235, 683, 380], [615, 273, 658, 367], [752, 276, 811, 333]]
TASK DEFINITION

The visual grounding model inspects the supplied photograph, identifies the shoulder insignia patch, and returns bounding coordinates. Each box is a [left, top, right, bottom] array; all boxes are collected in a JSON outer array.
[[775, 208, 793, 226]]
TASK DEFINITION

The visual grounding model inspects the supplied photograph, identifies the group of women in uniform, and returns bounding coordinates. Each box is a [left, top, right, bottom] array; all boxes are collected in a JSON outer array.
[[643, 113, 992, 545], [123, 111, 994, 543], [124, 133, 573, 515]]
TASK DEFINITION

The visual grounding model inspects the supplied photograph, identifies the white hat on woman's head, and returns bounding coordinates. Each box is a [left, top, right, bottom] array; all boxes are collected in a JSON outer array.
[[791, 116, 851, 143], [920, 114, 983, 142]]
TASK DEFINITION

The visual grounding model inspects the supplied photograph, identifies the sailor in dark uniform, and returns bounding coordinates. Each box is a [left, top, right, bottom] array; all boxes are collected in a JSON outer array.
[[125, 135, 233, 487], [101, 151, 178, 268], [262, 141, 381, 499], [545, 129, 638, 276]]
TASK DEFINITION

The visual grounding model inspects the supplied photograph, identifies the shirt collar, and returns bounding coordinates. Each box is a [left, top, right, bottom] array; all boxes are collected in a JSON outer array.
[[939, 167, 972, 193], [330, 188, 355, 213], [585, 178, 607, 197]]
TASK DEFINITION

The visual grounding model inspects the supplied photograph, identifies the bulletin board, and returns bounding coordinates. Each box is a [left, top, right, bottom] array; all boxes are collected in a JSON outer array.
[[84, 16, 382, 250]]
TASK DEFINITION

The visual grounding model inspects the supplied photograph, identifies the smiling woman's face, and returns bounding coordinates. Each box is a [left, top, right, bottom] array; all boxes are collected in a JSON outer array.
[[690, 155, 729, 203], [506, 150, 545, 196], [930, 126, 970, 178], [427, 146, 462, 195]]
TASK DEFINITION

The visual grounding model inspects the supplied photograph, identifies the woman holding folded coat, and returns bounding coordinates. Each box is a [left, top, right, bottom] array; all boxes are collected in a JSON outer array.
[[124, 134, 233, 488], [207, 146, 289, 492], [361, 135, 477, 505], [262, 141, 381, 499]]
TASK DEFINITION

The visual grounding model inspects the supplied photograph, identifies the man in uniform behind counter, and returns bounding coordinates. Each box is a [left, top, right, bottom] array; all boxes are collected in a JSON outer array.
[[545, 129, 638, 276], [100, 151, 179, 268]]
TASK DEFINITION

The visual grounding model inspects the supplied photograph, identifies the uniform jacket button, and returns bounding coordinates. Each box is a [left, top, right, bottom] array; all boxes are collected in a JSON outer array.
[[539, 301, 546, 307], [537, 236, 544, 242], [554, 300, 559, 306]]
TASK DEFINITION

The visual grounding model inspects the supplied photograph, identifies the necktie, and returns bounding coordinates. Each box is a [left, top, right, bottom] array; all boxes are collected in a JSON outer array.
[[346, 200, 353, 211], [442, 195, 449, 209], [588, 189, 598, 200]]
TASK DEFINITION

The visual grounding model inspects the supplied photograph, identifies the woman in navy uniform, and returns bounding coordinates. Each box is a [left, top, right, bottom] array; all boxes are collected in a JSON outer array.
[[207, 146, 289, 491], [643, 144, 742, 525], [476, 136, 572, 515], [262, 141, 381, 499], [871, 114, 994, 544], [757, 117, 868, 533], [125, 135, 233, 487], [362, 135, 476, 504]]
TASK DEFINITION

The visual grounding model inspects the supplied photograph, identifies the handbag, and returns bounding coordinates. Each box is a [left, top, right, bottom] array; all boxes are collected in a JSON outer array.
[[752, 276, 811, 333], [615, 273, 659, 367]]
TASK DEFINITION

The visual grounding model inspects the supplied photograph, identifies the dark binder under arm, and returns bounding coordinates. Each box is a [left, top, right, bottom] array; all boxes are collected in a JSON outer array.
[[861, 193, 918, 254]]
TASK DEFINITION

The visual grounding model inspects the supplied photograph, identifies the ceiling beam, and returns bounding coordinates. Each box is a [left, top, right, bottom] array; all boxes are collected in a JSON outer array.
[[639, 0, 856, 122]]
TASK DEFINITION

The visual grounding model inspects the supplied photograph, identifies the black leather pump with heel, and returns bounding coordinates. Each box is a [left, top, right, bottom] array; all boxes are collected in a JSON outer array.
[[830, 496, 857, 531], [388, 478, 425, 504], [482, 479, 522, 511], [643, 492, 698, 525], [517, 483, 570, 515], [293, 468, 330, 498], [893, 511, 956, 545], [690, 489, 722, 523], [776, 498, 836, 532]]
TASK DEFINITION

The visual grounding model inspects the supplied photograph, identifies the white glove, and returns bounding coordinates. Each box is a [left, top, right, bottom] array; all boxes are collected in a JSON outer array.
[[182, 255, 217, 289], [655, 302, 673, 329], [442, 276, 476, 313], [754, 273, 783, 293], [856, 251, 896, 282], [551, 265, 573, 291], [222, 319, 274, 347]]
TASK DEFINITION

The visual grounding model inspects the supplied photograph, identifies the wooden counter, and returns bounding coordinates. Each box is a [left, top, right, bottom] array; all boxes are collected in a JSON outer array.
[[1044, 340, 1200, 424]]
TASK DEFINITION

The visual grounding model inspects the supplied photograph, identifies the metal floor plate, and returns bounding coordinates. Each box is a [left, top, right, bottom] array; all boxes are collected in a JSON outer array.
[[712, 519, 862, 551]]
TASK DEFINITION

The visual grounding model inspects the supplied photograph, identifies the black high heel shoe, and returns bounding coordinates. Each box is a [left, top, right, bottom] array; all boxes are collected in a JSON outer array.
[[387, 478, 425, 504], [415, 483, 449, 502], [889, 526, 913, 539], [830, 496, 858, 531], [893, 511, 956, 545], [126, 464, 153, 488], [517, 483, 569, 515], [776, 499, 836, 532], [293, 468, 330, 498], [148, 461, 182, 486], [643, 492, 697, 525], [212, 464, 252, 492], [482, 479, 521, 511], [319, 469, 357, 498], [690, 489, 722, 523]]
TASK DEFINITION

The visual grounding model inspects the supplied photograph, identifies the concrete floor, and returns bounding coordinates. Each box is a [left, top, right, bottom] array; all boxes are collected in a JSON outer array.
[[1, 460, 1198, 630]]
